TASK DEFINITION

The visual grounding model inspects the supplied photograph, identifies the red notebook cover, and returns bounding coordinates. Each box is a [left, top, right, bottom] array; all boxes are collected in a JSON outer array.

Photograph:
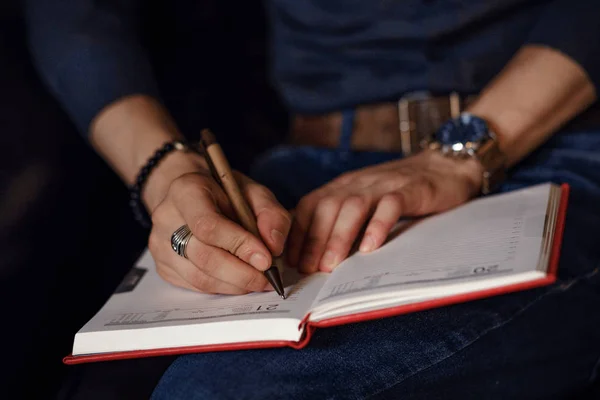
[[63, 184, 569, 365]]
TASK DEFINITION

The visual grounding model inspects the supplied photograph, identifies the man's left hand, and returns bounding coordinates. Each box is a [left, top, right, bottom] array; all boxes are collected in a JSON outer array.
[[287, 149, 484, 273]]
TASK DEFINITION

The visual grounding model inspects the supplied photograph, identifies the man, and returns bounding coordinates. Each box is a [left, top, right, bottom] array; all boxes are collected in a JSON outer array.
[[25, 0, 600, 398]]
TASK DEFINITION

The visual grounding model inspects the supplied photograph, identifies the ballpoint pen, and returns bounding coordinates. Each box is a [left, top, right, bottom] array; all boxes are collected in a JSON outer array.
[[199, 129, 286, 299]]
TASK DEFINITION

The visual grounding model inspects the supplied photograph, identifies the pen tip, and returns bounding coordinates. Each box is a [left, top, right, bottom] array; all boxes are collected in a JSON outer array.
[[264, 266, 286, 299]]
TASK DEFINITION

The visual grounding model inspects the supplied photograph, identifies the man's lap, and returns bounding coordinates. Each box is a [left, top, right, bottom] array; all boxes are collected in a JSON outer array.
[[150, 130, 600, 399], [152, 273, 600, 399]]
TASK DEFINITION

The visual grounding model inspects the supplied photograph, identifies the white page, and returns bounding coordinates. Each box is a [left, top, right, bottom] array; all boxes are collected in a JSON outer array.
[[73, 251, 328, 354], [310, 183, 553, 314]]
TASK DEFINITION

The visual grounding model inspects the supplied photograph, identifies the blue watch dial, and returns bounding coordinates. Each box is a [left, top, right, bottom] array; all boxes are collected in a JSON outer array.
[[436, 113, 490, 148]]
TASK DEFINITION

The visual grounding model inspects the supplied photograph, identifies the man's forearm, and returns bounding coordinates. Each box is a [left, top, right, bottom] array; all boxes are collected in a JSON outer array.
[[90, 95, 208, 212], [25, 0, 159, 136], [25, 1, 209, 212], [467, 45, 597, 167]]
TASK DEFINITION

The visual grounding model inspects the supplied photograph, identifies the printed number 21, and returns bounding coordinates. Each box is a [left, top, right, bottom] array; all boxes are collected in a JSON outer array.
[[256, 304, 278, 311]]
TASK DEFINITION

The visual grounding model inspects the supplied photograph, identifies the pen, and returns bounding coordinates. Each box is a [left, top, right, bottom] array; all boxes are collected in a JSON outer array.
[[199, 129, 286, 299]]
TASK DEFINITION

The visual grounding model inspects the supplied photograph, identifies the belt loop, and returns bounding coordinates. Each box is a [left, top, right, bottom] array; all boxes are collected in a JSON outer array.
[[339, 108, 355, 151]]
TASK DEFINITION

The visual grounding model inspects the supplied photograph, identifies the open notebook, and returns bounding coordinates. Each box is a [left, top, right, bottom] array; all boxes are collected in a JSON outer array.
[[64, 182, 569, 364]]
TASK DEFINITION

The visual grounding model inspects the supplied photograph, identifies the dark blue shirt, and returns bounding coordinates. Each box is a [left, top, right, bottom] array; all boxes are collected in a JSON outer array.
[[24, 0, 600, 136]]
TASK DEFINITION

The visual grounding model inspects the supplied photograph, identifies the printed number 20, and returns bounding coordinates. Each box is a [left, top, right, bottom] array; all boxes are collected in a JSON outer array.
[[473, 265, 498, 274]]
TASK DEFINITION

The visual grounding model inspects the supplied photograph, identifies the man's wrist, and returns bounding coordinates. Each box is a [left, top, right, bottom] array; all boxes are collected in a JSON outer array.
[[429, 111, 507, 195], [457, 156, 485, 197], [463, 46, 596, 167], [429, 150, 484, 197]]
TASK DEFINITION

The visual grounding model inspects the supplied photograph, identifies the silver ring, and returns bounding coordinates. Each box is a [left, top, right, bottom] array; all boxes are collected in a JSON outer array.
[[171, 224, 193, 258]]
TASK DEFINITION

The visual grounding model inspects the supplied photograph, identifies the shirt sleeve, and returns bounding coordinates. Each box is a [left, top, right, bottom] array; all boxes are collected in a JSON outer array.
[[526, 0, 600, 92], [24, 0, 161, 137]]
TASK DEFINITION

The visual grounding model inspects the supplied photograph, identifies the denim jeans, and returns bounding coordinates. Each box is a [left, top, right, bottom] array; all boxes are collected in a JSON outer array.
[[151, 129, 600, 400]]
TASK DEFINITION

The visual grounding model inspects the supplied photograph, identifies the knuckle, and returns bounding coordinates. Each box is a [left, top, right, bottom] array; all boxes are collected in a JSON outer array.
[[365, 221, 388, 245], [413, 179, 436, 213], [296, 196, 313, 214], [382, 193, 402, 208], [189, 246, 212, 271], [317, 196, 340, 212], [420, 177, 437, 197], [344, 195, 367, 212], [368, 218, 388, 232], [149, 202, 168, 225], [188, 269, 210, 291], [242, 271, 264, 291], [156, 267, 179, 288], [148, 231, 162, 254], [335, 172, 355, 186], [275, 208, 293, 229], [192, 213, 219, 240], [229, 234, 254, 258], [398, 165, 416, 176], [395, 191, 409, 208], [326, 234, 348, 251], [171, 173, 213, 200], [156, 266, 170, 282], [168, 174, 192, 195]]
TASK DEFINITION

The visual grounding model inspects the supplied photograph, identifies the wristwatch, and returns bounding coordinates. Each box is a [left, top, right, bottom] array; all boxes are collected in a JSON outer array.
[[429, 112, 507, 195]]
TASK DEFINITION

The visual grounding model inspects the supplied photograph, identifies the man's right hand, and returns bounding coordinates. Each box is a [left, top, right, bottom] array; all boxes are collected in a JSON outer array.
[[146, 156, 292, 295], [88, 96, 291, 295]]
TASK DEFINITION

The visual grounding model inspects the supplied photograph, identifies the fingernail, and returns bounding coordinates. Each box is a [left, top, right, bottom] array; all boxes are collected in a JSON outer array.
[[249, 253, 269, 270], [271, 229, 285, 248], [359, 235, 376, 252], [321, 250, 339, 271]]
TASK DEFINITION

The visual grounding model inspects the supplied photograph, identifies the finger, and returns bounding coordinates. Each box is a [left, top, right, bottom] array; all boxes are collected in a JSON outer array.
[[286, 192, 321, 269], [359, 193, 404, 252], [319, 196, 370, 272], [149, 217, 254, 294], [156, 261, 198, 291], [286, 217, 305, 269], [359, 179, 435, 252], [156, 261, 248, 295], [168, 175, 273, 272], [298, 196, 342, 274], [184, 235, 270, 292], [237, 173, 292, 256]]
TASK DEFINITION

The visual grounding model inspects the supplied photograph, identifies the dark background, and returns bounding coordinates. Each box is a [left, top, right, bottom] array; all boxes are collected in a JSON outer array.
[[0, 1, 287, 398], [2, 1, 599, 399]]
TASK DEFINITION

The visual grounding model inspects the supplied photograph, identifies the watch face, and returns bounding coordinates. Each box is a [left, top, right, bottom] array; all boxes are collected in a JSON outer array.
[[436, 113, 490, 155]]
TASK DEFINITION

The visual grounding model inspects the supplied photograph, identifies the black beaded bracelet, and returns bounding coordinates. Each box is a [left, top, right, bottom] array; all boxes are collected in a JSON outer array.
[[129, 140, 189, 228]]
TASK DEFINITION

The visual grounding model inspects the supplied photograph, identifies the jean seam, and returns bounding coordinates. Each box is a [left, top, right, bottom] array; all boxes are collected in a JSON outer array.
[[362, 264, 600, 400]]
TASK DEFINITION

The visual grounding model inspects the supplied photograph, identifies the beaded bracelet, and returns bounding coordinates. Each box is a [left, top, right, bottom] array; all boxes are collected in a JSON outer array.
[[129, 140, 190, 228]]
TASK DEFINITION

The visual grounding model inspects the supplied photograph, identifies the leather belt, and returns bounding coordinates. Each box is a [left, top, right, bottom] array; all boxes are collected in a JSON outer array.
[[289, 92, 600, 156], [290, 92, 476, 156]]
